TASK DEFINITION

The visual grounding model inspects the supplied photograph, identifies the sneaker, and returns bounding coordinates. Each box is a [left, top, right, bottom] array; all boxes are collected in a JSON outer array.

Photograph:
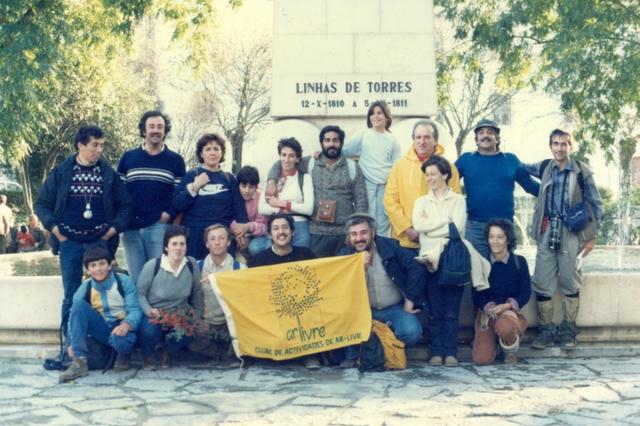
[[339, 359, 357, 369], [531, 324, 557, 349], [143, 355, 157, 371], [444, 356, 459, 367], [113, 354, 130, 372], [59, 357, 89, 383], [304, 356, 321, 370], [504, 352, 518, 365], [429, 356, 443, 366]]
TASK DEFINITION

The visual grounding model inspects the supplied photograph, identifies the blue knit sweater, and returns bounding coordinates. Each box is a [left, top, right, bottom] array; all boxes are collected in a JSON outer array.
[[455, 152, 539, 222], [117, 146, 186, 229], [472, 254, 531, 310]]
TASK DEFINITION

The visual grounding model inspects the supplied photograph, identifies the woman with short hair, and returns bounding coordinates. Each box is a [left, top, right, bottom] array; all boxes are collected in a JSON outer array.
[[472, 219, 531, 365], [137, 225, 204, 369]]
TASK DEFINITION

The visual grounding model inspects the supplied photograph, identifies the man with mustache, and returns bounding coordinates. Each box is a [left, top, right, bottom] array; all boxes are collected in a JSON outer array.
[[248, 214, 320, 369], [117, 111, 186, 283], [337, 213, 425, 367], [266, 126, 368, 257], [455, 119, 539, 258]]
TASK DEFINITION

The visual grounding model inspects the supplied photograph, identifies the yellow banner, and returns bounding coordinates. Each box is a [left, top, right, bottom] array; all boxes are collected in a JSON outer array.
[[210, 253, 371, 360]]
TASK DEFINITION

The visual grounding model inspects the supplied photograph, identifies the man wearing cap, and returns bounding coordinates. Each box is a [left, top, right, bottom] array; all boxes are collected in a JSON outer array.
[[384, 119, 461, 252], [338, 213, 425, 360], [455, 118, 539, 258]]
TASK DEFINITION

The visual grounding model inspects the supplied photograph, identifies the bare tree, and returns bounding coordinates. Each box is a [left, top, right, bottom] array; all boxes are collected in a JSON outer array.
[[202, 39, 272, 173]]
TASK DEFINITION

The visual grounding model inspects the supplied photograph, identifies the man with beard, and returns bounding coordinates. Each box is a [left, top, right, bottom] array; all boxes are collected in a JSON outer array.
[[266, 126, 368, 257], [455, 118, 539, 258], [117, 111, 186, 282], [337, 213, 424, 367]]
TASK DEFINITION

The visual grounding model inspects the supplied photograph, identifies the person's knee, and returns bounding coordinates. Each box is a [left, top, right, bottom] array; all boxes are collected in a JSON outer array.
[[395, 318, 423, 346], [69, 299, 91, 315], [494, 314, 518, 339], [473, 350, 496, 366]]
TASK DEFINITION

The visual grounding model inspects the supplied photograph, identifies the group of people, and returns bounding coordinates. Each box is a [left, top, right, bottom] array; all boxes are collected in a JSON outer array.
[[33, 103, 603, 382], [0, 196, 49, 254]]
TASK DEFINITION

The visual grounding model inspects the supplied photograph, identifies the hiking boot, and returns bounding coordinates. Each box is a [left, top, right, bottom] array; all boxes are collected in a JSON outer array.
[[59, 357, 89, 383], [221, 348, 242, 368], [444, 356, 459, 367], [557, 321, 578, 350], [159, 349, 172, 369], [339, 359, 357, 369], [532, 324, 557, 349], [531, 299, 556, 349], [113, 354, 130, 372], [499, 335, 520, 365], [429, 356, 443, 366], [143, 355, 157, 371], [304, 356, 321, 370]]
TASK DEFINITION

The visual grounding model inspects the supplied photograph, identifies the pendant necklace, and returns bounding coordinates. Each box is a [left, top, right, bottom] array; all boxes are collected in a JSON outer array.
[[81, 166, 97, 220]]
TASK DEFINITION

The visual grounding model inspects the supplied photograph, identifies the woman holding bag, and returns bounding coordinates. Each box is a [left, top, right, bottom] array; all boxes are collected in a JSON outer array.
[[412, 155, 468, 367]]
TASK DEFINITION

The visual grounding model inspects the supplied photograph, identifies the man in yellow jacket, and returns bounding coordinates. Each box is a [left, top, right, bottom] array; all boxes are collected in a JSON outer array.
[[384, 120, 461, 251]]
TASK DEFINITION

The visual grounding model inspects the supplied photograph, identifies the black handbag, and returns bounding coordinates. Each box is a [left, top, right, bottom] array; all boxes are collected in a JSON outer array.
[[437, 222, 472, 286]]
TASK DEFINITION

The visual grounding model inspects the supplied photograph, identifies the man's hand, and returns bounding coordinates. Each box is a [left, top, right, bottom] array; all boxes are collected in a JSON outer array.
[[200, 274, 210, 285], [404, 227, 419, 243], [52, 225, 67, 242], [192, 172, 210, 192], [159, 212, 171, 224], [101, 227, 117, 241], [236, 235, 249, 250], [363, 251, 372, 267], [403, 299, 421, 314], [581, 238, 595, 257], [148, 308, 160, 318], [111, 322, 131, 337], [313, 150, 321, 160]]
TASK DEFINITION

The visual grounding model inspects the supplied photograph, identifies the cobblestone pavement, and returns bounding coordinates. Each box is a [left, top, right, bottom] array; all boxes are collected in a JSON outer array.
[[1, 356, 639, 425]]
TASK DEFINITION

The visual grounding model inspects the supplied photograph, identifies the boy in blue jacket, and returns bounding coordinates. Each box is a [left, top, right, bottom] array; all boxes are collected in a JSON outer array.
[[60, 244, 142, 383]]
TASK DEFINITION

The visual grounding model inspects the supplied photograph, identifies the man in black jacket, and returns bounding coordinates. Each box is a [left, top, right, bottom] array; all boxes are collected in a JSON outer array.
[[35, 125, 133, 333]]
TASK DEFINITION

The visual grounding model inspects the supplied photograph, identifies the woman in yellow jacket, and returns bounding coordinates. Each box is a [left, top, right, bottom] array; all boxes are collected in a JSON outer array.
[[384, 120, 461, 251]]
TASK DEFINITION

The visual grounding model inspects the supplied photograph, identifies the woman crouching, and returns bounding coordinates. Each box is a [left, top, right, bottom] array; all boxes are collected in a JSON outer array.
[[137, 225, 204, 369], [472, 219, 531, 365]]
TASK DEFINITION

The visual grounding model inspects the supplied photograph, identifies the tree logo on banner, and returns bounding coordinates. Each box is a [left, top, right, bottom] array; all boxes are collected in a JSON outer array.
[[270, 265, 323, 342]]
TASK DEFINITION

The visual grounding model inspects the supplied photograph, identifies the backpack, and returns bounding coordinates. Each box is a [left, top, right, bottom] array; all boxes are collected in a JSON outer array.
[[358, 330, 386, 372], [437, 222, 472, 286], [372, 320, 407, 370], [43, 273, 127, 372]]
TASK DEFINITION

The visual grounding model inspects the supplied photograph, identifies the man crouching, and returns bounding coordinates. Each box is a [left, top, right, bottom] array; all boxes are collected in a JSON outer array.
[[59, 244, 141, 383]]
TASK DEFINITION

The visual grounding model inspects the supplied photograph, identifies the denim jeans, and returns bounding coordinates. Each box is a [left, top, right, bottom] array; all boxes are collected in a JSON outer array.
[[465, 220, 489, 259], [59, 239, 113, 332], [365, 180, 390, 237], [344, 303, 422, 360], [68, 299, 137, 358], [138, 315, 194, 356], [248, 235, 271, 255], [427, 280, 464, 357], [292, 220, 310, 248], [123, 221, 168, 283]]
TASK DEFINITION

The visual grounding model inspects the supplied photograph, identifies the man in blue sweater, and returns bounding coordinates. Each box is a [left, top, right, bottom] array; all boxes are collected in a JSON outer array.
[[455, 119, 539, 258], [117, 111, 186, 283]]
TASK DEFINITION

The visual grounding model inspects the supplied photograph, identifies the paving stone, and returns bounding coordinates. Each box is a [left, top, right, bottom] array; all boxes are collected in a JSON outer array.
[[144, 400, 214, 416], [508, 414, 557, 425], [188, 392, 293, 413], [123, 377, 190, 392], [291, 396, 353, 407], [2, 406, 85, 425], [608, 382, 640, 400], [573, 384, 621, 402], [64, 397, 143, 413], [0, 384, 37, 399], [39, 385, 129, 399], [143, 413, 227, 425], [262, 405, 345, 424], [87, 407, 140, 425]]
